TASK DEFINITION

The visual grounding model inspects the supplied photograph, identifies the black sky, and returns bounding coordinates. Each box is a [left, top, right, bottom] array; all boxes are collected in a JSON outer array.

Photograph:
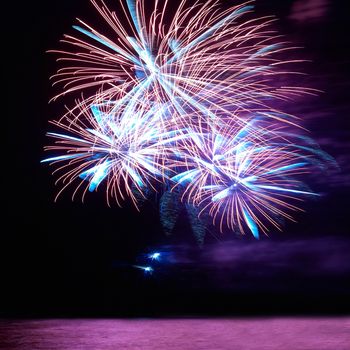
[[4, 0, 350, 317]]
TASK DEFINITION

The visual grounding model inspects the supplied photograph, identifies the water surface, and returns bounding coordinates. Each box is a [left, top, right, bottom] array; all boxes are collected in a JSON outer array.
[[1, 318, 349, 349]]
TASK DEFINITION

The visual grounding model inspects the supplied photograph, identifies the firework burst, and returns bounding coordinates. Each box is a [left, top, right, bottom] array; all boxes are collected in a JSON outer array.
[[43, 0, 329, 238], [49, 0, 316, 127], [42, 98, 186, 208], [171, 123, 321, 237]]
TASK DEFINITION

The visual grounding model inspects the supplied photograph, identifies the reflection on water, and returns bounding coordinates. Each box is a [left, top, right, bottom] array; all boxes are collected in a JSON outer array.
[[1, 318, 349, 350]]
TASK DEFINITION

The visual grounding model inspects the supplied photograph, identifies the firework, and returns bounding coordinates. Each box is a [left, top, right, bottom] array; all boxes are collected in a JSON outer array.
[[43, 0, 328, 238], [49, 0, 316, 127], [171, 123, 322, 238], [42, 98, 186, 208]]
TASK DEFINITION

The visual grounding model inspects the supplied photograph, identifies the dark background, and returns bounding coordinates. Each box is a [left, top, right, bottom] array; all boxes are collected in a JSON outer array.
[[4, 0, 350, 317]]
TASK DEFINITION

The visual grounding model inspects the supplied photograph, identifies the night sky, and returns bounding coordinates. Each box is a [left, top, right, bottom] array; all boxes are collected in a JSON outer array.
[[4, 0, 350, 317]]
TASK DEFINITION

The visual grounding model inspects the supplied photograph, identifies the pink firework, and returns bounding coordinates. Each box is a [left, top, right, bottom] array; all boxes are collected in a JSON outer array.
[[49, 0, 317, 128], [42, 0, 330, 237]]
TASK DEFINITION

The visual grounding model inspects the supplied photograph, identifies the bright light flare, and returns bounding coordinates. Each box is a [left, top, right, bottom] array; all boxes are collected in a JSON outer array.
[[148, 252, 161, 261]]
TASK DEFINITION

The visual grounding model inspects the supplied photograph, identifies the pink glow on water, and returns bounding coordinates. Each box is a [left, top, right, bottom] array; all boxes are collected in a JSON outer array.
[[1, 318, 349, 349]]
